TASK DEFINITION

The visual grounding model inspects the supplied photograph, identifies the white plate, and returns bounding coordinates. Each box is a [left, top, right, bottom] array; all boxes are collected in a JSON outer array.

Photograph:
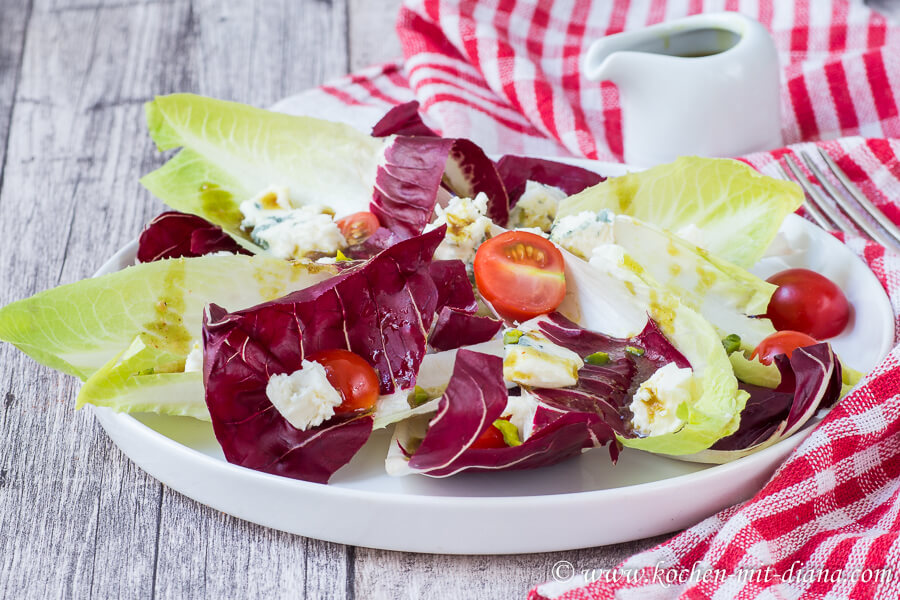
[[92, 161, 893, 554]]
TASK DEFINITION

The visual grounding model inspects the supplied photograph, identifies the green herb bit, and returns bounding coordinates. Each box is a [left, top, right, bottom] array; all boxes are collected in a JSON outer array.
[[137, 367, 156, 376], [335, 249, 351, 262], [721, 333, 742, 355], [625, 345, 645, 357], [493, 419, 522, 447], [409, 385, 430, 408], [585, 351, 610, 365], [503, 329, 524, 345]]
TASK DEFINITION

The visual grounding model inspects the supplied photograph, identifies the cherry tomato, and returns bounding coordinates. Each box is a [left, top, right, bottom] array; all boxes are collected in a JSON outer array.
[[336, 212, 380, 245], [469, 419, 509, 450], [765, 268, 851, 339], [751, 330, 819, 366], [473, 231, 566, 322], [307, 349, 380, 414]]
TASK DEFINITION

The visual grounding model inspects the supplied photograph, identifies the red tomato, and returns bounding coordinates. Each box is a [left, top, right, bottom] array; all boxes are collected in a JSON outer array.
[[307, 349, 380, 414], [469, 419, 508, 450], [336, 212, 380, 245], [765, 268, 851, 339], [473, 231, 566, 322], [751, 330, 819, 366]]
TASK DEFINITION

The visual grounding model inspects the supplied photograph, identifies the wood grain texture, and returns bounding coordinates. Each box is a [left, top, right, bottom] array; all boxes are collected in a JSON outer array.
[[3, 0, 894, 598], [348, 0, 404, 71]]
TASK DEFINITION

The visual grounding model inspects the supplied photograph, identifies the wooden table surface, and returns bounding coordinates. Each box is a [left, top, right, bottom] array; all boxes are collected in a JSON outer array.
[[1, 1, 897, 598]]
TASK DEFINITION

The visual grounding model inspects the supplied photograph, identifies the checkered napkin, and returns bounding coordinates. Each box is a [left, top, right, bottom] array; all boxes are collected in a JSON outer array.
[[285, 1, 900, 597]]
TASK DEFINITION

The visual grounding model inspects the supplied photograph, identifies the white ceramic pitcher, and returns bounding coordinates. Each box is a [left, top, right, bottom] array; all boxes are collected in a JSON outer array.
[[583, 12, 782, 166]]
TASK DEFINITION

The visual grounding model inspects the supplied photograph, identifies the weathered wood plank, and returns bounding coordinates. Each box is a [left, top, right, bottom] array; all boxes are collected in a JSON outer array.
[[351, 535, 673, 599], [348, 0, 404, 71], [0, 0, 32, 189], [0, 0, 186, 596]]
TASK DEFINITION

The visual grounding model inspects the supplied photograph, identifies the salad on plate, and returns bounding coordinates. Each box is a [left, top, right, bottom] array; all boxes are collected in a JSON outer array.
[[0, 95, 861, 484]]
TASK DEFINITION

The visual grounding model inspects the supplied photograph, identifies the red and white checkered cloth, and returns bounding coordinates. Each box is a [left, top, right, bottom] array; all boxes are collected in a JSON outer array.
[[286, 1, 900, 597]]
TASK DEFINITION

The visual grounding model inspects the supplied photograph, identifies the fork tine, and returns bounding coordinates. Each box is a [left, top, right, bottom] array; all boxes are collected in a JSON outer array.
[[814, 147, 900, 245], [773, 162, 832, 230], [782, 154, 860, 237], [798, 151, 896, 248]]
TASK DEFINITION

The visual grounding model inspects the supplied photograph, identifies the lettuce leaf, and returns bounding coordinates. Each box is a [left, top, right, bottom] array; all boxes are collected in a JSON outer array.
[[0, 254, 333, 381], [555, 214, 778, 349], [141, 94, 453, 241], [556, 245, 747, 455], [201, 228, 448, 482], [557, 157, 803, 268]]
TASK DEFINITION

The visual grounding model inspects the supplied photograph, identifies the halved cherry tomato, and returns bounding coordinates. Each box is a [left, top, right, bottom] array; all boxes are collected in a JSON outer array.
[[473, 231, 566, 322], [469, 418, 509, 450], [307, 349, 380, 414], [750, 330, 819, 366], [765, 268, 850, 339], [336, 212, 380, 245]]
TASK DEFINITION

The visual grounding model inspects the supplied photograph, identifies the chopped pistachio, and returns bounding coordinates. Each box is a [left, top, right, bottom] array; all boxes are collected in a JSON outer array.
[[585, 351, 610, 365], [721, 334, 742, 355], [625, 345, 645, 357], [503, 329, 524, 345], [408, 385, 430, 408], [335, 249, 351, 262], [493, 419, 522, 447]]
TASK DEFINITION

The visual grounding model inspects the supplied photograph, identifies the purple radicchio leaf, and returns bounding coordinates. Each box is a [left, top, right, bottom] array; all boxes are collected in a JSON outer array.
[[428, 259, 477, 314], [371, 102, 510, 227], [370, 101, 438, 137], [201, 227, 447, 483], [710, 343, 841, 452], [531, 312, 690, 438], [428, 307, 503, 352], [136, 211, 250, 262], [495, 155, 606, 207], [371, 136, 454, 240], [397, 349, 619, 478]]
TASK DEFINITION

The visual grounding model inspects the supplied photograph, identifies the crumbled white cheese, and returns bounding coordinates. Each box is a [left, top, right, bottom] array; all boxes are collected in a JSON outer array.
[[183, 341, 203, 373], [549, 210, 616, 259], [587, 243, 646, 292], [675, 223, 705, 247], [265, 360, 344, 431], [629, 363, 693, 436], [508, 181, 567, 232], [424, 193, 493, 269], [239, 187, 346, 260], [513, 226, 549, 238], [501, 391, 540, 441], [503, 330, 584, 388]]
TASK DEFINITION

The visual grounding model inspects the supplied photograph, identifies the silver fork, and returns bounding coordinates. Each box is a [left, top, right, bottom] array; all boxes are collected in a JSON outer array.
[[774, 147, 900, 250]]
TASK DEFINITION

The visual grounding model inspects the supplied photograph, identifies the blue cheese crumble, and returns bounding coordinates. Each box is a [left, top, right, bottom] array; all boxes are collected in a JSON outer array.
[[265, 360, 344, 431], [508, 181, 567, 232], [549, 210, 616, 259], [424, 193, 493, 270], [239, 186, 346, 260], [503, 328, 584, 388], [629, 363, 693, 436]]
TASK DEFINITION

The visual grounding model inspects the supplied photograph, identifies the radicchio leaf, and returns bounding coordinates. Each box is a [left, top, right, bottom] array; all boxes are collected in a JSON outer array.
[[705, 343, 841, 457], [428, 308, 502, 352], [370, 101, 438, 137], [202, 227, 446, 482], [495, 155, 606, 206], [428, 259, 477, 314], [392, 349, 619, 478], [371, 102, 510, 227], [371, 136, 455, 240], [137, 211, 250, 262]]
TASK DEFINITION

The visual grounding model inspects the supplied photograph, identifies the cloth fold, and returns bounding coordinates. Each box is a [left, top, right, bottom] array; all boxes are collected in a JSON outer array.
[[285, 1, 900, 597]]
